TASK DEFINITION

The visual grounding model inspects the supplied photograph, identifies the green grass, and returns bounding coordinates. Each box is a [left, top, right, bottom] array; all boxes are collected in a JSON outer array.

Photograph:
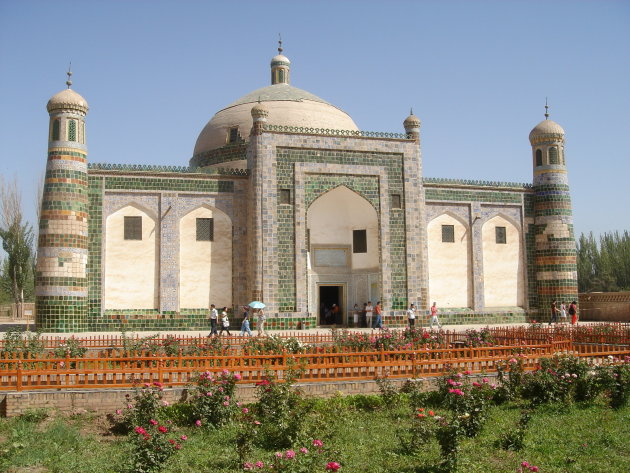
[[0, 397, 628, 473]]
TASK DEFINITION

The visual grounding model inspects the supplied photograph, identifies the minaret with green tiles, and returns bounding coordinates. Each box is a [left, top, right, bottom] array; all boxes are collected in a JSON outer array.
[[35, 69, 89, 332], [529, 104, 578, 321]]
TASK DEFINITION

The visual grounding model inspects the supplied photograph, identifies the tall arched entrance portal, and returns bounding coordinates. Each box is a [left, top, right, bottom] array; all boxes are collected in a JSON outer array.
[[306, 186, 380, 326]]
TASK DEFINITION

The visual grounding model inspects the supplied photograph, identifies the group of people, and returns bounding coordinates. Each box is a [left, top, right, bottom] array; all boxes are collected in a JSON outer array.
[[406, 302, 441, 329], [208, 304, 267, 337], [349, 301, 385, 329], [550, 300, 579, 325]]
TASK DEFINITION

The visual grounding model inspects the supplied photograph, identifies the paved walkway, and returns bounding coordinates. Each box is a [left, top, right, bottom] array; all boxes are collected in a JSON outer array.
[[0, 319, 596, 339]]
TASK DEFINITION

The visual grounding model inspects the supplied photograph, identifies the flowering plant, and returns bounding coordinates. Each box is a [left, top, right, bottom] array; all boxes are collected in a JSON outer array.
[[243, 439, 341, 472], [253, 368, 305, 448], [463, 327, 496, 347], [128, 422, 185, 473], [190, 369, 240, 427], [52, 335, 88, 359], [115, 382, 165, 432]]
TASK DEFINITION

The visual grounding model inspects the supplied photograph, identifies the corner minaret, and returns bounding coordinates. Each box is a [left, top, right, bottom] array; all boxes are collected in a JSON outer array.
[[529, 103, 578, 320], [36, 68, 89, 332], [270, 37, 290, 85]]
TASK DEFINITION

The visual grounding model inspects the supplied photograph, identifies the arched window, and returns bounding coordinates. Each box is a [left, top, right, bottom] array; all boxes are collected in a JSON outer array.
[[535, 149, 542, 166], [67, 120, 77, 141], [548, 146, 558, 164], [51, 119, 60, 141], [278, 69, 285, 83]]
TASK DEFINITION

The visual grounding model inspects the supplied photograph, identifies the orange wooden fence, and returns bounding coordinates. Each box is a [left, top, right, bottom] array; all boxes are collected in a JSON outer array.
[[1, 339, 628, 392], [3, 325, 627, 351]]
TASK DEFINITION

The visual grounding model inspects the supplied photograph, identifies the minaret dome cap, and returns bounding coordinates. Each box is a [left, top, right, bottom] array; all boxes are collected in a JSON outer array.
[[403, 112, 421, 128], [47, 88, 89, 114], [528, 118, 564, 144], [271, 54, 291, 67]]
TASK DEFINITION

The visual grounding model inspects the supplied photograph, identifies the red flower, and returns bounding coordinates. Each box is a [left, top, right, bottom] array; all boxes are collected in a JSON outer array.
[[326, 461, 341, 471], [256, 379, 270, 386], [158, 425, 168, 433]]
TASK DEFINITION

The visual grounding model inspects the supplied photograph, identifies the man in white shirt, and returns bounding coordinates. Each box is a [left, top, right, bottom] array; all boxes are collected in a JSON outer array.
[[365, 301, 373, 329], [208, 304, 219, 336], [407, 303, 416, 329]]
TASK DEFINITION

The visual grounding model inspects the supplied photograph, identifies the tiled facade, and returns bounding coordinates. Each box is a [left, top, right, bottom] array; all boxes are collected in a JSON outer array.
[[35, 65, 577, 332]]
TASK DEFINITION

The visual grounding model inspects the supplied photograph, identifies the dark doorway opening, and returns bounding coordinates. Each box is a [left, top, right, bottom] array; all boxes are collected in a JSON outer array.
[[319, 285, 343, 326]]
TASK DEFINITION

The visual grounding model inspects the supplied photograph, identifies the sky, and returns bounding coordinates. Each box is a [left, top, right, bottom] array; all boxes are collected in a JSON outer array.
[[0, 0, 628, 241]]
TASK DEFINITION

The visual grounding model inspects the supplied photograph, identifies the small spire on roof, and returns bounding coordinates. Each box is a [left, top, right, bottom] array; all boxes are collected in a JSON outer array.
[[66, 62, 73, 89], [544, 97, 549, 119], [278, 33, 283, 54], [410, 107, 414, 116]]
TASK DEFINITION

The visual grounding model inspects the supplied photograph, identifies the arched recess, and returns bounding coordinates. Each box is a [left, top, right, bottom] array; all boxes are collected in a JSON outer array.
[[104, 204, 158, 310], [427, 213, 472, 308], [481, 214, 524, 307], [179, 205, 232, 309], [306, 186, 379, 323]]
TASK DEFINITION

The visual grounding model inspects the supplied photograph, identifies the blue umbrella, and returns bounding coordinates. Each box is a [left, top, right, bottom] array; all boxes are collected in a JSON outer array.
[[249, 301, 266, 309]]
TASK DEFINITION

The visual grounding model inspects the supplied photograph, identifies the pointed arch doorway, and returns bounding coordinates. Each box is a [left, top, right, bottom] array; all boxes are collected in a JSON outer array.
[[306, 186, 380, 327]]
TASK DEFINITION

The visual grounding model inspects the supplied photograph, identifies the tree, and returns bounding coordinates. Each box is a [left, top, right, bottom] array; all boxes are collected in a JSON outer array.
[[0, 176, 35, 318], [577, 230, 630, 293]]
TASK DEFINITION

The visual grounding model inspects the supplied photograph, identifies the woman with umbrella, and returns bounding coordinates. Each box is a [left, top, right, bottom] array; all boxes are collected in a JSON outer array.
[[249, 301, 266, 336]]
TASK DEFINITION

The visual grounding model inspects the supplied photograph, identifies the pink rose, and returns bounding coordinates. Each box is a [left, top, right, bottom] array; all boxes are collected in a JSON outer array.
[[326, 462, 341, 471], [275, 452, 283, 458], [285, 450, 296, 459], [181, 435, 187, 441], [115, 409, 122, 415], [234, 373, 242, 380], [149, 419, 158, 425], [243, 462, 254, 470], [313, 439, 323, 447], [134, 426, 147, 435], [223, 401, 229, 406], [158, 425, 168, 433], [300, 447, 308, 454], [255, 461, 264, 468], [195, 419, 202, 427], [242, 408, 249, 414], [482, 377, 489, 383]]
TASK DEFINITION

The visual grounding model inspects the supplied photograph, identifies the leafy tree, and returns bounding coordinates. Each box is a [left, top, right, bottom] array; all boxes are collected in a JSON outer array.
[[0, 177, 35, 316], [577, 230, 630, 292]]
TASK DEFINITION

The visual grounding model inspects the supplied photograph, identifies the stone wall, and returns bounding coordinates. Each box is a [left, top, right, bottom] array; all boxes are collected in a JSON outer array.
[[579, 292, 630, 322]]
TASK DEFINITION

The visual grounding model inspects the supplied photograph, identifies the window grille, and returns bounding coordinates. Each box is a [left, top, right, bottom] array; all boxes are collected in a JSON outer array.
[[124, 216, 142, 240], [68, 120, 77, 142], [496, 226, 507, 244], [549, 147, 558, 164], [196, 218, 214, 241], [228, 127, 240, 144], [442, 225, 455, 243], [52, 119, 60, 141]]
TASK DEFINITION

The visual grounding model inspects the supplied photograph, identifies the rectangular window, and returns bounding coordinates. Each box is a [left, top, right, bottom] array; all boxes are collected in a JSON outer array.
[[196, 218, 214, 241], [280, 189, 291, 205], [228, 127, 239, 144], [496, 226, 507, 244], [391, 194, 402, 209], [67, 120, 77, 142], [124, 216, 142, 240], [353, 229, 367, 253], [441, 225, 455, 243]]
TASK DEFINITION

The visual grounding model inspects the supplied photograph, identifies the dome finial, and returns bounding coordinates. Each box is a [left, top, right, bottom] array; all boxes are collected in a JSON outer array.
[[544, 97, 549, 119], [66, 62, 73, 89], [410, 107, 414, 116], [278, 33, 283, 54]]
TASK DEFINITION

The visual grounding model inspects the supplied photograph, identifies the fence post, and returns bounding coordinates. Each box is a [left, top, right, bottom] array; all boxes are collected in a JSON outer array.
[[16, 360, 22, 391], [158, 356, 164, 385]]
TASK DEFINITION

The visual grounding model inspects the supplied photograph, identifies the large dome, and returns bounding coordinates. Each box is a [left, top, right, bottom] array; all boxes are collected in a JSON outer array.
[[192, 47, 358, 158]]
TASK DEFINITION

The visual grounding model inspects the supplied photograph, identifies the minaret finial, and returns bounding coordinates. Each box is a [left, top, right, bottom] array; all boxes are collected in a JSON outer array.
[[544, 97, 549, 119], [278, 33, 283, 54], [66, 62, 73, 89], [410, 107, 414, 116]]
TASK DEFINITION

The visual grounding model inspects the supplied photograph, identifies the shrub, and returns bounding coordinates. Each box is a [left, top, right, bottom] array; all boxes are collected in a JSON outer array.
[[253, 368, 305, 448], [52, 336, 88, 359], [438, 371, 494, 437], [521, 355, 586, 406], [1, 328, 45, 358], [243, 439, 341, 472], [403, 407, 439, 452], [463, 327, 496, 347], [498, 409, 532, 451], [116, 382, 166, 432], [189, 369, 240, 427], [128, 422, 186, 473], [601, 355, 630, 409], [243, 335, 306, 354], [496, 355, 526, 402], [375, 372, 399, 405]]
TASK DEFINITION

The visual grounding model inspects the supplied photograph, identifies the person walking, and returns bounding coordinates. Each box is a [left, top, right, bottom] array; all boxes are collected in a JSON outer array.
[[430, 302, 441, 330], [208, 304, 219, 336], [352, 304, 360, 328], [374, 301, 383, 329], [549, 300, 559, 325], [257, 308, 266, 336], [569, 300, 578, 325], [407, 303, 416, 329], [365, 301, 373, 329], [219, 311, 231, 336], [560, 301, 568, 324], [240, 306, 253, 336]]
